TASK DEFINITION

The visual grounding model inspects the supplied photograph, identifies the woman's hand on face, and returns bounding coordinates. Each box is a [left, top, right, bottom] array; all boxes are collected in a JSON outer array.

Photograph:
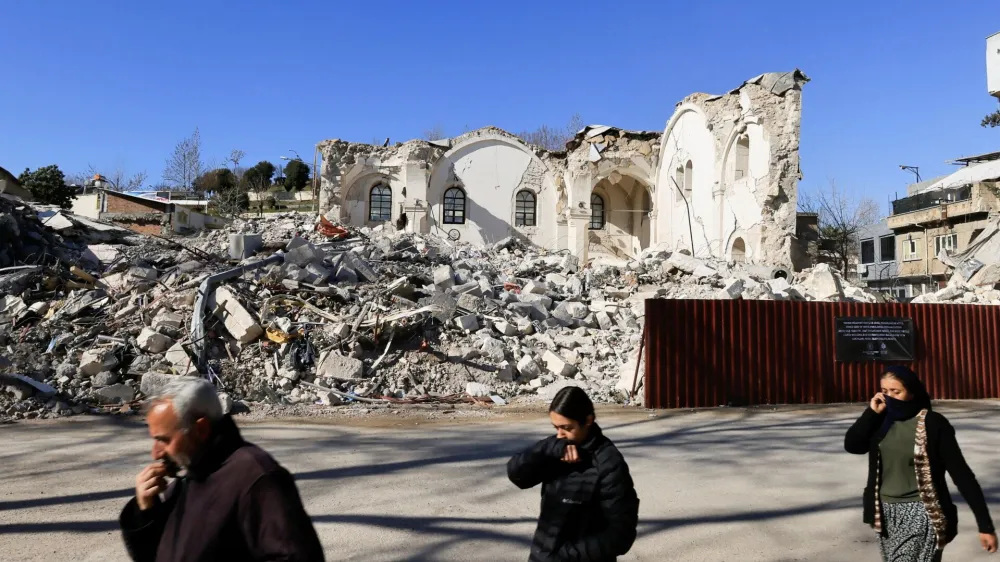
[[561, 444, 580, 463], [981, 532, 998, 553], [870, 392, 887, 414]]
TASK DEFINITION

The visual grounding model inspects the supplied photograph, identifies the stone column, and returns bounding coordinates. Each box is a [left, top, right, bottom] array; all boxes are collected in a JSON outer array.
[[565, 170, 594, 262]]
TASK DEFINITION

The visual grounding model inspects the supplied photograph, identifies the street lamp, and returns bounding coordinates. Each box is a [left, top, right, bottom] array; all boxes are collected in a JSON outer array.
[[899, 165, 921, 183]]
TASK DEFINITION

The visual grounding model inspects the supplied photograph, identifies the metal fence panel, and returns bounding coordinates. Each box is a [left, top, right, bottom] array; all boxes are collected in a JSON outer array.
[[644, 299, 1000, 409]]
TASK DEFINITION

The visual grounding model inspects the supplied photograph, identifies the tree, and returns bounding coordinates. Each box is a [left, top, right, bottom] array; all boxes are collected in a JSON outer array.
[[283, 159, 310, 192], [798, 181, 881, 277], [242, 161, 276, 215], [423, 126, 446, 141], [18, 165, 75, 208], [517, 113, 584, 151], [163, 127, 204, 189], [86, 164, 148, 192], [193, 168, 237, 193], [982, 105, 1000, 128]]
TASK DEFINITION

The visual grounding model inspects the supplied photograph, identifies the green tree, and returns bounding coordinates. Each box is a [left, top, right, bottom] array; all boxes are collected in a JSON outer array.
[[283, 159, 310, 192], [18, 165, 75, 208], [242, 161, 275, 189], [193, 168, 237, 193], [983, 107, 1000, 128]]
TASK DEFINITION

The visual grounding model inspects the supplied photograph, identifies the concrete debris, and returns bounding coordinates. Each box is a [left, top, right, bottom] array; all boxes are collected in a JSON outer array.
[[137, 328, 175, 353]]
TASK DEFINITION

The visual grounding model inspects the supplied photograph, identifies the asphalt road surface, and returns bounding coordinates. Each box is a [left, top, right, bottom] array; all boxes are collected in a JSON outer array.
[[1, 402, 998, 561]]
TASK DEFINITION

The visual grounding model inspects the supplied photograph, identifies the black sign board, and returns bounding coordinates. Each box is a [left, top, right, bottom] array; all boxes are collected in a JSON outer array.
[[835, 317, 916, 362]]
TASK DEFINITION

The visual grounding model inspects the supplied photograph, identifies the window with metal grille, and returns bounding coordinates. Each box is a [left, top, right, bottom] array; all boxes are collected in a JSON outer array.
[[369, 185, 391, 222], [903, 238, 920, 261], [861, 239, 875, 264], [443, 187, 466, 224], [589, 194, 605, 230], [514, 190, 536, 227], [880, 235, 895, 262]]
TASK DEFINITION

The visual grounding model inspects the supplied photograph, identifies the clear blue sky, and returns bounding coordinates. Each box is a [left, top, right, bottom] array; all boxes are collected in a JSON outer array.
[[1, 0, 998, 211]]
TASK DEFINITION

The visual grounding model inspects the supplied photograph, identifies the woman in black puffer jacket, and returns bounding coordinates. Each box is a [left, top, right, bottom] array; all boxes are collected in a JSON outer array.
[[507, 387, 639, 562]]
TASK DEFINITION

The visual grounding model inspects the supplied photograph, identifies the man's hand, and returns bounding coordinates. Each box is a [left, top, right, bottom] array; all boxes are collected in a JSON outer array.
[[561, 444, 580, 463], [135, 463, 168, 511], [870, 392, 887, 414], [981, 532, 998, 553]]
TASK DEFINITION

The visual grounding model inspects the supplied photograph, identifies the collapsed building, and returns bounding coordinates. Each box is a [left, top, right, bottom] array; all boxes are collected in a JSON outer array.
[[318, 70, 809, 268]]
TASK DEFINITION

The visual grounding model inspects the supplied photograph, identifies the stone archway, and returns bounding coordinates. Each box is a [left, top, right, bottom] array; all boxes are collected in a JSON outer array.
[[588, 172, 655, 259]]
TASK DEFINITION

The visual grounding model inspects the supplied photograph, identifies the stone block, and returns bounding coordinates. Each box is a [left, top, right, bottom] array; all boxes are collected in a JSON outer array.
[[207, 286, 263, 344], [334, 264, 359, 283], [140, 372, 180, 397], [454, 313, 480, 332], [318, 391, 343, 406], [434, 265, 456, 289], [545, 273, 568, 287], [523, 280, 547, 294], [316, 352, 364, 380], [494, 320, 518, 337], [560, 254, 580, 274], [718, 278, 745, 300], [517, 355, 541, 378], [542, 350, 576, 377], [519, 293, 553, 309], [934, 285, 963, 301], [137, 327, 175, 353], [452, 281, 483, 297], [595, 311, 615, 331], [79, 349, 118, 377], [509, 301, 549, 321], [465, 382, 492, 397], [529, 378, 544, 389], [497, 361, 515, 382], [91, 371, 119, 388], [165, 342, 198, 376], [692, 265, 719, 279], [801, 264, 842, 300], [480, 337, 506, 362], [218, 392, 234, 414], [305, 262, 333, 284], [93, 384, 135, 405], [326, 323, 351, 339]]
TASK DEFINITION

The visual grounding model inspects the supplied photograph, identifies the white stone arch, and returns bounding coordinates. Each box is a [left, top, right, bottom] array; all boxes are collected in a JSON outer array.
[[726, 230, 754, 263]]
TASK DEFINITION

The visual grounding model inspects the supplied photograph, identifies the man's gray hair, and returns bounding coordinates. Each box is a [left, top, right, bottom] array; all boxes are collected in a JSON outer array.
[[156, 377, 224, 429]]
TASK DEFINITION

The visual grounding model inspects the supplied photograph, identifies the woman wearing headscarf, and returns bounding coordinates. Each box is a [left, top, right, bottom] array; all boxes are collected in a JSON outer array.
[[845, 365, 997, 561], [507, 387, 639, 562]]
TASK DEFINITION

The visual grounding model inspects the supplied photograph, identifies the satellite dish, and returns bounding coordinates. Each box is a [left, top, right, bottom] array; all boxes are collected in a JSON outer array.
[[448, 229, 461, 241]]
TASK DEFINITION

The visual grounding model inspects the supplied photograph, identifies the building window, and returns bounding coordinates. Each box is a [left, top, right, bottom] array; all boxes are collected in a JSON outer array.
[[589, 194, 605, 230], [731, 237, 746, 263], [514, 190, 536, 227], [860, 239, 875, 264], [443, 187, 466, 224], [369, 184, 391, 222], [734, 135, 750, 180], [903, 238, 920, 261], [684, 160, 693, 194], [934, 233, 958, 258], [879, 235, 895, 262]]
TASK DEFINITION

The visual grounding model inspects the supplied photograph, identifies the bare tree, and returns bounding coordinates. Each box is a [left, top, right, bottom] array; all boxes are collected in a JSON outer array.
[[163, 127, 204, 190], [227, 149, 246, 181], [798, 181, 881, 276], [423, 126, 446, 141], [518, 113, 584, 151], [88, 164, 148, 192]]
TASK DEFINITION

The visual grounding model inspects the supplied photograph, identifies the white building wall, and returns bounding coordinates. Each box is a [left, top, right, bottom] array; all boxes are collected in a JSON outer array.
[[988, 31, 1000, 97], [427, 137, 558, 248], [71, 194, 101, 219]]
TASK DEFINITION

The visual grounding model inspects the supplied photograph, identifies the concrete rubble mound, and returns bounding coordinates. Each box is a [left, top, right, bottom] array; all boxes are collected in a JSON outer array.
[[0, 198, 914, 422]]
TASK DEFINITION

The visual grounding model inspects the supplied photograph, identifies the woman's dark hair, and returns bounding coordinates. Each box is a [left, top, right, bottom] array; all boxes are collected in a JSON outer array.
[[549, 386, 595, 424]]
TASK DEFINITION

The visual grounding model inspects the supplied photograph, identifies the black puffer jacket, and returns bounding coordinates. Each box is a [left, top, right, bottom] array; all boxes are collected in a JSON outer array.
[[507, 424, 639, 562]]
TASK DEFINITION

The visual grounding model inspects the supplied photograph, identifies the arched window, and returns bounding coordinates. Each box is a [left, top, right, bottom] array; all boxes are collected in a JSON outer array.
[[369, 184, 391, 222], [515, 190, 536, 227], [443, 187, 466, 224], [734, 135, 750, 180], [731, 237, 746, 263], [684, 160, 693, 194], [589, 193, 605, 230]]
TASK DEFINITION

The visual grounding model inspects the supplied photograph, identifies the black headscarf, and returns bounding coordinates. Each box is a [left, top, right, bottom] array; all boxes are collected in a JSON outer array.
[[877, 365, 932, 438]]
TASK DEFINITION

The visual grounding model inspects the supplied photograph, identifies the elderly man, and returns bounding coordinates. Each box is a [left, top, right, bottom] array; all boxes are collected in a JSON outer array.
[[119, 378, 324, 562]]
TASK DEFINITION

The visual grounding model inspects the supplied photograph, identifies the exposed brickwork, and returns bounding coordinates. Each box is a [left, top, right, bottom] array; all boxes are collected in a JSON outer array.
[[120, 222, 163, 236], [105, 193, 166, 214]]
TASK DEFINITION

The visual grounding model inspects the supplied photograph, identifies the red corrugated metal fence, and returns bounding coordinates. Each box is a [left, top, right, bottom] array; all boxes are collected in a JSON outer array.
[[644, 299, 1000, 409]]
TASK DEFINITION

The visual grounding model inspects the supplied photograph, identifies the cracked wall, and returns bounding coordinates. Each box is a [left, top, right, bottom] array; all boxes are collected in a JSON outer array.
[[655, 70, 808, 267]]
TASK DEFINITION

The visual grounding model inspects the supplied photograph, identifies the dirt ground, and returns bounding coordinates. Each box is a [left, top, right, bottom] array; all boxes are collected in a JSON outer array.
[[1, 401, 998, 561]]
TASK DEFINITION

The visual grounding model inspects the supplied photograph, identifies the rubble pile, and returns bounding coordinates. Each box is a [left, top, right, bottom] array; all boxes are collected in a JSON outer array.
[[0, 199, 899, 423]]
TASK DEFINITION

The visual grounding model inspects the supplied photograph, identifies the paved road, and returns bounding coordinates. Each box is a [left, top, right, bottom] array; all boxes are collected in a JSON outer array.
[[1, 403, 998, 561]]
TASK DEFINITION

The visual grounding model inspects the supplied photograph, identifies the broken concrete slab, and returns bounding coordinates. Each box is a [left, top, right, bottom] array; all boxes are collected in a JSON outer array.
[[316, 351, 364, 380], [509, 301, 550, 322], [523, 280, 547, 294], [91, 371, 119, 388], [494, 320, 518, 337], [545, 273, 568, 287], [517, 355, 542, 379], [667, 253, 707, 274], [595, 311, 615, 331], [0, 373, 56, 397], [305, 262, 333, 284], [465, 382, 492, 398], [284, 242, 325, 267], [692, 265, 719, 279], [800, 264, 842, 300], [137, 327, 175, 353], [560, 254, 580, 274], [519, 293, 553, 309], [969, 263, 1000, 287], [207, 286, 264, 344], [456, 292, 483, 312], [139, 372, 180, 397], [452, 281, 484, 297]]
